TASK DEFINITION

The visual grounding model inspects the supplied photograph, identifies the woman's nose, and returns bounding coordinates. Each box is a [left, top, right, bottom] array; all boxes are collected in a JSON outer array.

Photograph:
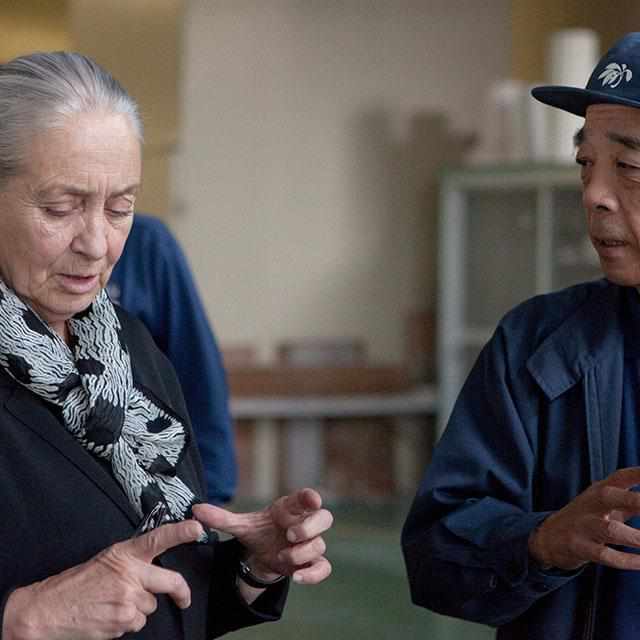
[[70, 211, 108, 259], [582, 166, 619, 214]]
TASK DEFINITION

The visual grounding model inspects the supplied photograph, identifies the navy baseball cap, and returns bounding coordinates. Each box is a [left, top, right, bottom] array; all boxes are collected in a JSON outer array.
[[532, 32, 640, 116]]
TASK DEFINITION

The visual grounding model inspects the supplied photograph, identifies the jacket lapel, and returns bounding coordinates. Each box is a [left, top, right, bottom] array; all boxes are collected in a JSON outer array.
[[526, 282, 624, 480], [1, 376, 140, 527]]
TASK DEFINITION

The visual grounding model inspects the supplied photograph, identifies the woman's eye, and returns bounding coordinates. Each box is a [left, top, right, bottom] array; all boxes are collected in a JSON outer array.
[[107, 208, 133, 217], [44, 207, 73, 216]]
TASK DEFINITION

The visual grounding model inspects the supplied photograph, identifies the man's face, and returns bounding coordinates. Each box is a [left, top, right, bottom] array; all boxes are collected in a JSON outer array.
[[579, 104, 640, 286]]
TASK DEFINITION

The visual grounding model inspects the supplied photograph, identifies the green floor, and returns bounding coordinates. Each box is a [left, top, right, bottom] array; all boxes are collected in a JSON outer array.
[[230, 501, 494, 640]]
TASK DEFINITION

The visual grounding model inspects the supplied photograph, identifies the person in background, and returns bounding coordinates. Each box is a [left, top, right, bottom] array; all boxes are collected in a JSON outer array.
[[402, 32, 640, 639], [0, 50, 332, 640], [108, 213, 237, 504]]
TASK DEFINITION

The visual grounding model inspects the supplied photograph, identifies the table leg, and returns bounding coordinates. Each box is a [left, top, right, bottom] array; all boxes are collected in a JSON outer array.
[[284, 418, 324, 492], [253, 418, 279, 501]]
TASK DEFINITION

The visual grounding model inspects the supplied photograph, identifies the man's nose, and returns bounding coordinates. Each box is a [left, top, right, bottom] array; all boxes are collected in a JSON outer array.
[[70, 210, 108, 259], [582, 167, 619, 214]]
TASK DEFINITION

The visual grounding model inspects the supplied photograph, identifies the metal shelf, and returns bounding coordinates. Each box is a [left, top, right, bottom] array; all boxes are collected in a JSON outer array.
[[437, 164, 599, 436]]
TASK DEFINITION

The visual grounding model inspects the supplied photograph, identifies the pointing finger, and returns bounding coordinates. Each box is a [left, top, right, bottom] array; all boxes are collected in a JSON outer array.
[[129, 520, 204, 563]]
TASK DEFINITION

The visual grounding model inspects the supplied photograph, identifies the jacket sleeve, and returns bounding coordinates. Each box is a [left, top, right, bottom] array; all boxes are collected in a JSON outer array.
[[401, 325, 581, 627], [207, 538, 289, 639]]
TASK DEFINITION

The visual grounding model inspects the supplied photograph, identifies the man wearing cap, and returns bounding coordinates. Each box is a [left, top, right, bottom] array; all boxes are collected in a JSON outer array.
[[402, 33, 640, 639]]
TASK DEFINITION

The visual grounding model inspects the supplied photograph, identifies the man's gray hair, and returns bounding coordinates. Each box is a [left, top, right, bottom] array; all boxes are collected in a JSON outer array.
[[0, 51, 143, 182]]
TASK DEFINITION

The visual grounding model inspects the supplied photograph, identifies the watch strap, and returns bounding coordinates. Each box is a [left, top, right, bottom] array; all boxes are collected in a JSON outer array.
[[237, 558, 286, 589]]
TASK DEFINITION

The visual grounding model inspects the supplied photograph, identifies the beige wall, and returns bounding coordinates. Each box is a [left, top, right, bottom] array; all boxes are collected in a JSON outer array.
[[511, 0, 638, 82], [172, 0, 511, 362], [0, 0, 182, 216], [69, 0, 184, 216], [0, 1, 71, 60]]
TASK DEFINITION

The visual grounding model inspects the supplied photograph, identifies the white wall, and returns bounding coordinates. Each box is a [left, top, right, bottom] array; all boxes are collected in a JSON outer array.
[[171, 0, 511, 362]]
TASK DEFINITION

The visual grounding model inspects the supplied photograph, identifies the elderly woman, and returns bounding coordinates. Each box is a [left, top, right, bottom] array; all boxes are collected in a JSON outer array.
[[0, 52, 332, 639]]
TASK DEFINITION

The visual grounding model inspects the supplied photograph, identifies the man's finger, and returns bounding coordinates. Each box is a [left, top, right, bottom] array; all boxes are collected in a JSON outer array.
[[138, 564, 192, 609], [603, 467, 640, 490], [594, 518, 640, 549], [594, 485, 640, 515], [129, 520, 204, 563], [596, 545, 640, 571]]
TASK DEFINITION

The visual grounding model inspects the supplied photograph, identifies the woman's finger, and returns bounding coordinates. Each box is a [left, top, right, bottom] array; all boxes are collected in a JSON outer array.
[[192, 503, 274, 542], [134, 591, 158, 616], [279, 536, 327, 567], [129, 520, 204, 563], [137, 564, 192, 610], [292, 557, 332, 585], [280, 488, 323, 515], [286, 508, 334, 543]]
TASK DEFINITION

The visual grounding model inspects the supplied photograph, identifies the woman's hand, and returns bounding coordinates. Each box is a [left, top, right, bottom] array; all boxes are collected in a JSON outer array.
[[529, 467, 640, 571], [193, 488, 333, 587], [2, 519, 204, 640]]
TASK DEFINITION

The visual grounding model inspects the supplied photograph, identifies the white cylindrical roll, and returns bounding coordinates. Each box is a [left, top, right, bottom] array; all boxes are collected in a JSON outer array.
[[546, 28, 600, 162], [524, 83, 549, 161], [467, 79, 527, 164]]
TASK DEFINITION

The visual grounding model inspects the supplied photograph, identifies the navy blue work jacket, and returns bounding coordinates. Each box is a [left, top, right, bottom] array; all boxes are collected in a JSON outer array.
[[402, 279, 627, 640]]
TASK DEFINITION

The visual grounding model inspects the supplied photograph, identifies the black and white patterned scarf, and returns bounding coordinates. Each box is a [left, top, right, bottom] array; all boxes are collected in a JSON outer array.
[[0, 279, 200, 532]]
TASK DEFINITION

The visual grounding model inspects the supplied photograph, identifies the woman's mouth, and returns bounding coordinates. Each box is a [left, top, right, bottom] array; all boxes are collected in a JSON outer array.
[[59, 273, 100, 293]]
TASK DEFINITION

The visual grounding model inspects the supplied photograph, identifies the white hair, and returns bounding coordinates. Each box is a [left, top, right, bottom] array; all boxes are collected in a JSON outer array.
[[0, 51, 143, 183]]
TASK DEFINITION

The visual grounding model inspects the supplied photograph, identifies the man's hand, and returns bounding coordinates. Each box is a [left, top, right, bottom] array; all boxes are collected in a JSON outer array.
[[3, 519, 204, 640], [193, 487, 333, 586], [529, 467, 640, 571]]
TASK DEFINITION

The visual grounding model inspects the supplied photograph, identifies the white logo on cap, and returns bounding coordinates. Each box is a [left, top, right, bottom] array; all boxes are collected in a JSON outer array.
[[598, 62, 633, 88]]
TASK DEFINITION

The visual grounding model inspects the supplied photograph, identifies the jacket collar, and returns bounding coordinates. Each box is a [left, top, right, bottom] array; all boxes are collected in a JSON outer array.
[[526, 281, 624, 401], [525, 281, 627, 479], [0, 370, 140, 527]]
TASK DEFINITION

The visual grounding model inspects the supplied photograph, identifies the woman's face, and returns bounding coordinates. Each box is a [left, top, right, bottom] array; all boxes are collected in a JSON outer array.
[[0, 111, 141, 337]]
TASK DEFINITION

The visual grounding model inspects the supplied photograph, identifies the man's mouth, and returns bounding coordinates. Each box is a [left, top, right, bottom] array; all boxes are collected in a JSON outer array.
[[595, 238, 627, 247]]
